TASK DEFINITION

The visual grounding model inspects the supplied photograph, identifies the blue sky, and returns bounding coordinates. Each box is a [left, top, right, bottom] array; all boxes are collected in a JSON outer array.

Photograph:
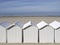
[[0, 0, 60, 16]]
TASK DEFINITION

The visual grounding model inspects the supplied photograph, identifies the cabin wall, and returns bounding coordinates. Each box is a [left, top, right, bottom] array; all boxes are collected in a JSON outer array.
[[0, 26, 6, 43], [23, 26, 38, 43], [7, 26, 22, 43], [39, 26, 54, 43], [55, 29, 60, 43]]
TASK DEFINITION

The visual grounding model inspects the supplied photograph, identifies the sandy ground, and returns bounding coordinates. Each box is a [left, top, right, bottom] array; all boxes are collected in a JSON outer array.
[[0, 16, 60, 24], [0, 43, 60, 45]]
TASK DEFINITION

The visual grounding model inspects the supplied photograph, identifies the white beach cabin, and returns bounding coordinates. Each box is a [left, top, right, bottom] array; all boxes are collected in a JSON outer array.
[[37, 21, 54, 43], [0, 21, 11, 43], [23, 21, 38, 43], [7, 22, 23, 43], [49, 21, 60, 43]]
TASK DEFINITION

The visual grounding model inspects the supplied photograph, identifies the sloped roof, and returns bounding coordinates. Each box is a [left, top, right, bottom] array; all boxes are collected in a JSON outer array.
[[0, 21, 11, 28], [49, 21, 60, 29], [37, 21, 48, 29], [6, 23, 15, 30], [22, 21, 32, 29], [22, 21, 37, 30], [15, 21, 23, 27], [7, 22, 24, 30]]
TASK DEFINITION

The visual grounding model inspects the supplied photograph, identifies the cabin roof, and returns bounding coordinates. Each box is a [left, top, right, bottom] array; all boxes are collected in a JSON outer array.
[[37, 21, 48, 29], [0, 21, 11, 28], [6, 23, 15, 30], [49, 21, 60, 29], [15, 21, 23, 27], [6, 21, 24, 30], [22, 21, 37, 29]]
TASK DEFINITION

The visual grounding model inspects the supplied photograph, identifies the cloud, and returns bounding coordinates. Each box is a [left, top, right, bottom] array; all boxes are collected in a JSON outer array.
[[0, 0, 60, 15], [0, 5, 59, 13]]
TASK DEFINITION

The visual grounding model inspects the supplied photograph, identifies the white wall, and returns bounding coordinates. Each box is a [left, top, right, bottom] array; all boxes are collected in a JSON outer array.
[[23, 26, 38, 43], [39, 26, 54, 43], [0, 26, 6, 43], [55, 29, 60, 43], [7, 26, 22, 43]]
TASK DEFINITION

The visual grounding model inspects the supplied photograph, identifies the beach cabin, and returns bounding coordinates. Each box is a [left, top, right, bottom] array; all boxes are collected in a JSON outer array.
[[7, 22, 23, 43], [23, 21, 38, 43], [49, 21, 60, 43], [37, 21, 54, 43], [0, 21, 11, 43]]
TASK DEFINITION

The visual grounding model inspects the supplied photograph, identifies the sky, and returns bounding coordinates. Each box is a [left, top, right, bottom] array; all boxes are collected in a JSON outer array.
[[0, 0, 60, 16]]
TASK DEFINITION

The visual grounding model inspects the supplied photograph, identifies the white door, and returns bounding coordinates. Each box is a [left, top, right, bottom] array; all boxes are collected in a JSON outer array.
[[0, 26, 6, 43], [24, 26, 38, 43], [55, 29, 60, 43], [39, 26, 54, 43], [7, 26, 22, 43]]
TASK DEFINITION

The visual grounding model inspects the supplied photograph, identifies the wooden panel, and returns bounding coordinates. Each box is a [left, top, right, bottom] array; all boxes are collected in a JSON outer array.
[[39, 26, 54, 43], [55, 29, 60, 43], [23, 26, 38, 43], [7, 26, 22, 43], [0, 26, 6, 43]]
